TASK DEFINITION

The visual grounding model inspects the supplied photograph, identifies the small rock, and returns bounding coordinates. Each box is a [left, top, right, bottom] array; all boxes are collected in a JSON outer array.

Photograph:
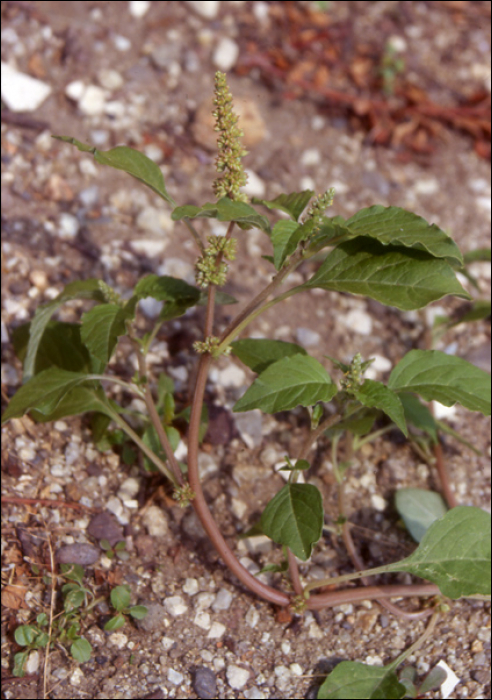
[[87, 511, 124, 546], [78, 85, 106, 116], [341, 308, 373, 335], [65, 79, 85, 101], [301, 148, 321, 167], [370, 494, 387, 512], [187, 1, 220, 18], [226, 664, 250, 690], [207, 622, 226, 638], [138, 297, 164, 319], [113, 35, 131, 51], [129, 0, 151, 18], [296, 327, 321, 347], [57, 213, 80, 239], [97, 68, 124, 91], [25, 650, 40, 675], [56, 543, 99, 566], [1, 61, 51, 111], [213, 37, 239, 71], [141, 504, 169, 538], [234, 410, 263, 449], [193, 666, 217, 699], [168, 668, 185, 686], [212, 587, 233, 612], [164, 595, 188, 616], [243, 169, 266, 198], [414, 178, 439, 196], [130, 238, 168, 257], [135, 602, 166, 632], [108, 632, 128, 649]]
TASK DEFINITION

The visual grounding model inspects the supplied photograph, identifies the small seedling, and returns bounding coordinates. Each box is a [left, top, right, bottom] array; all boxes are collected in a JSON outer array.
[[12, 565, 147, 677], [99, 539, 130, 562], [3, 72, 490, 697]]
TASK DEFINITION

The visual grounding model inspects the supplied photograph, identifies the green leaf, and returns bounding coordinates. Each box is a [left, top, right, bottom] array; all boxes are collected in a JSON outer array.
[[110, 585, 131, 611], [388, 350, 491, 416], [29, 386, 117, 423], [13, 651, 29, 677], [260, 483, 323, 561], [23, 279, 106, 381], [270, 219, 315, 269], [352, 380, 407, 436], [395, 489, 448, 542], [307, 215, 351, 255], [231, 338, 307, 374], [70, 637, 92, 663], [399, 393, 438, 444], [129, 605, 148, 620], [104, 614, 126, 631], [303, 238, 470, 311], [252, 190, 314, 221], [344, 205, 463, 267], [386, 506, 491, 599], [418, 666, 448, 695], [134, 275, 200, 304], [317, 661, 405, 699], [142, 423, 180, 472], [52, 136, 175, 205], [14, 625, 38, 647], [2, 368, 103, 423], [233, 355, 337, 413], [13, 321, 95, 375], [326, 408, 379, 437], [80, 299, 137, 364], [172, 197, 271, 233]]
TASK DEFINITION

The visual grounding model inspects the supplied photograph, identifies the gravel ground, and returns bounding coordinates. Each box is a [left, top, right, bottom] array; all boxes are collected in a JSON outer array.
[[1, 2, 490, 699]]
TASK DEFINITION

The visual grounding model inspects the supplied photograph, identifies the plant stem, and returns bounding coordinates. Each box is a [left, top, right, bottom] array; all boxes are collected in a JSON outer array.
[[129, 337, 184, 485], [306, 583, 439, 610], [109, 410, 177, 485]]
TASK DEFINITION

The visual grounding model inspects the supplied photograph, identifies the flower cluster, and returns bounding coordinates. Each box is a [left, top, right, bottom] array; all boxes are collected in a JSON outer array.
[[193, 335, 231, 358], [212, 71, 248, 202], [98, 280, 122, 306], [306, 188, 335, 231], [173, 483, 196, 508], [195, 235, 237, 288], [341, 352, 370, 392]]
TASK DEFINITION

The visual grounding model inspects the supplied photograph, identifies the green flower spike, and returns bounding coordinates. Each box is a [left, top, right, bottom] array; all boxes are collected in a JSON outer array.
[[195, 235, 237, 288], [306, 188, 335, 231], [212, 71, 249, 202]]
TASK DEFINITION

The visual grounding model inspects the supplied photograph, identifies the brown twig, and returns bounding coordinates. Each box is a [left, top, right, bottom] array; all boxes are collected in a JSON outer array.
[[1, 497, 95, 512]]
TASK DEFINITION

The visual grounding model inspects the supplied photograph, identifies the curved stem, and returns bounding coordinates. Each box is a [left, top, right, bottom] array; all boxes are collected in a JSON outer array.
[[187, 354, 291, 606], [306, 583, 439, 610]]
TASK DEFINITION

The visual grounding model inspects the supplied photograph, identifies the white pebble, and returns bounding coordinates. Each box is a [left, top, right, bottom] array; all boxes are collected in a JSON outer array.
[[341, 309, 373, 335], [164, 595, 188, 616], [213, 37, 240, 71], [129, 1, 151, 18], [57, 213, 80, 239], [243, 169, 266, 198], [212, 588, 233, 612], [187, 0, 220, 19], [227, 664, 250, 690], [65, 79, 86, 101], [301, 148, 321, 167], [1, 62, 51, 112], [141, 505, 169, 537], [167, 668, 184, 685], [414, 178, 439, 196], [78, 85, 106, 116], [371, 494, 387, 512], [296, 327, 321, 347], [113, 35, 131, 51], [207, 622, 226, 638]]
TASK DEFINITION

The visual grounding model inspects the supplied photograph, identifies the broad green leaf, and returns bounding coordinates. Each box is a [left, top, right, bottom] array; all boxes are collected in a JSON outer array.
[[326, 407, 379, 437], [70, 638, 92, 663], [418, 666, 448, 695], [13, 322, 95, 375], [252, 190, 314, 221], [345, 206, 463, 267], [270, 220, 300, 269], [388, 350, 491, 415], [80, 301, 136, 365], [231, 338, 307, 374], [352, 380, 407, 436], [134, 275, 200, 304], [303, 238, 470, 311], [23, 279, 106, 381], [104, 614, 126, 631], [386, 506, 491, 599], [14, 625, 38, 646], [110, 585, 131, 611], [129, 605, 148, 620], [395, 489, 448, 542], [52, 136, 175, 205], [142, 423, 180, 471], [399, 393, 438, 444], [307, 215, 352, 255], [270, 219, 315, 269], [2, 368, 101, 422], [171, 197, 271, 233], [317, 660, 405, 699], [261, 483, 323, 561], [233, 355, 337, 413], [29, 386, 118, 423]]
